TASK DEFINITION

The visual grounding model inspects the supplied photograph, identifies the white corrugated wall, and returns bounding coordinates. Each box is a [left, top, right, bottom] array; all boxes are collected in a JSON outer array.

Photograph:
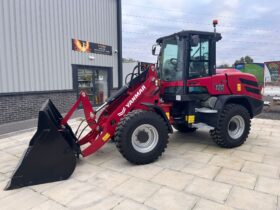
[[0, 0, 119, 93]]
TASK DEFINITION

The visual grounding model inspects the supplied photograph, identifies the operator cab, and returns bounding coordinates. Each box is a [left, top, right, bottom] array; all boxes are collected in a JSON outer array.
[[153, 30, 222, 101]]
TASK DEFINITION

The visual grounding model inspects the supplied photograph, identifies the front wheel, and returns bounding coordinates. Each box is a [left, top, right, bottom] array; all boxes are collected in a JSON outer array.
[[115, 110, 169, 164], [210, 104, 251, 148]]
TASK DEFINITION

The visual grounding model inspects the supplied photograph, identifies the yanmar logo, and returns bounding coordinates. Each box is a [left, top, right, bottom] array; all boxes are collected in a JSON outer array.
[[117, 85, 146, 117]]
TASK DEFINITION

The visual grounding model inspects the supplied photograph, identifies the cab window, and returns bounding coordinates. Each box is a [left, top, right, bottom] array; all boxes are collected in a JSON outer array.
[[189, 38, 210, 79]]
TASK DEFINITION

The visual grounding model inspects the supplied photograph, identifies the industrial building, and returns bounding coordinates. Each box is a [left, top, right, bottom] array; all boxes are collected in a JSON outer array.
[[0, 0, 122, 124]]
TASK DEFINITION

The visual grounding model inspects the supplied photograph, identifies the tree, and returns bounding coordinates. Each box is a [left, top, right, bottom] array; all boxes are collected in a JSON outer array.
[[233, 56, 254, 66], [244, 56, 253, 64], [217, 64, 230, 68]]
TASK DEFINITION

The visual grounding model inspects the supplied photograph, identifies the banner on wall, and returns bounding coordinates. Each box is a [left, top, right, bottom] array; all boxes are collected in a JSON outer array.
[[72, 39, 112, 55], [235, 63, 264, 86], [264, 61, 280, 86]]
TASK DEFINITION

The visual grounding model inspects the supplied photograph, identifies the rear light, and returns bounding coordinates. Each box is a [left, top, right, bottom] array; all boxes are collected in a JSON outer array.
[[237, 83, 242, 92]]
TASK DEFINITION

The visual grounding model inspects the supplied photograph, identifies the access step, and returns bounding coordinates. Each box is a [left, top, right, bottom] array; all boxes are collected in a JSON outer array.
[[195, 107, 218, 113]]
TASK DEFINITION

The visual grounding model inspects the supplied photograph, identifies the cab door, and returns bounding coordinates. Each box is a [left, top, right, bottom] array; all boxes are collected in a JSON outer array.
[[187, 35, 212, 94]]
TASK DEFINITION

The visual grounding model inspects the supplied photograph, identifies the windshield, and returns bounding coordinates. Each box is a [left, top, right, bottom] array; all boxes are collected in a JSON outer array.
[[159, 38, 181, 81]]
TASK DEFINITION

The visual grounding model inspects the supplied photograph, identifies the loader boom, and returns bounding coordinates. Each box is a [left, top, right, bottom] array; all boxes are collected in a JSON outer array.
[[72, 64, 165, 156]]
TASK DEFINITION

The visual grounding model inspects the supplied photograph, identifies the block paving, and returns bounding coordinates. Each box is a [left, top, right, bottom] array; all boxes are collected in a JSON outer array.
[[0, 118, 279, 210]]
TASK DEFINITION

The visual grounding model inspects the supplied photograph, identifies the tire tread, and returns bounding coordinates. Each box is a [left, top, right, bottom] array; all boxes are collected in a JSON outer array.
[[115, 110, 169, 164], [210, 104, 251, 148]]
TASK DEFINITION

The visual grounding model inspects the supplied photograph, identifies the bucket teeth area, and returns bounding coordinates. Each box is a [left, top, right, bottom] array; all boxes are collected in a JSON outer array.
[[5, 99, 78, 190]]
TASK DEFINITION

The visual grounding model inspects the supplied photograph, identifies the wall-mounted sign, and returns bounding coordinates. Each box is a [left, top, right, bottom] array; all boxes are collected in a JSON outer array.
[[264, 61, 280, 86], [72, 39, 112, 55]]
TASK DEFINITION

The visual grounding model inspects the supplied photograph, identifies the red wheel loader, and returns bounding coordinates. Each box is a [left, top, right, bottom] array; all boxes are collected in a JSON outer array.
[[5, 28, 263, 190]]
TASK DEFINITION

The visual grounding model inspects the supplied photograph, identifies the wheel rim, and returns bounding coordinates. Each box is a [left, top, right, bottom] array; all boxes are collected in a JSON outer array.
[[228, 115, 245, 139], [131, 124, 159, 153]]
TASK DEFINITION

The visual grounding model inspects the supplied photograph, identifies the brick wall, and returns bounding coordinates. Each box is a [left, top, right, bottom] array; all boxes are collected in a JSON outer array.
[[0, 90, 76, 124]]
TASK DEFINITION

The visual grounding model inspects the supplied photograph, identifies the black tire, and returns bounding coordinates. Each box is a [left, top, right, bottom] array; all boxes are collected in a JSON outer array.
[[173, 123, 197, 133], [109, 137, 115, 143], [115, 110, 169, 164], [210, 104, 251, 148]]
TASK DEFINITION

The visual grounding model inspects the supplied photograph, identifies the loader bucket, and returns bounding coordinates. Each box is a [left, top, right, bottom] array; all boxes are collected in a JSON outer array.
[[5, 99, 79, 190]]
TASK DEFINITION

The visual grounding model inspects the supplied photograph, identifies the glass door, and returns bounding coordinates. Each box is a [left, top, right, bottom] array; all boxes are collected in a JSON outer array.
[[91, 69, 109, 104], [75, 66, 110, 105], [78, 69, 94, 102]]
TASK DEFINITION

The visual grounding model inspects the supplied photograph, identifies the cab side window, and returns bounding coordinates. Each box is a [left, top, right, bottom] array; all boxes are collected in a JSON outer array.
[[189, 38, 210, 79]]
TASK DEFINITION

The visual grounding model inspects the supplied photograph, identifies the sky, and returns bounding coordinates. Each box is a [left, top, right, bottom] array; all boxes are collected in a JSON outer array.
[[122, 0, 280, 66]]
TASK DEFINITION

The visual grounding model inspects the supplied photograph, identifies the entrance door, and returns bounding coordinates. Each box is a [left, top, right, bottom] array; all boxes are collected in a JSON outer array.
[[73, 65, 111, 105]]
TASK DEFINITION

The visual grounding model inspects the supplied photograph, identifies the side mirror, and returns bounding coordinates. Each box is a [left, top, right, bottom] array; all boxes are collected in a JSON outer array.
[[152, 44, 160, 55], [191, 35, 200, 47]]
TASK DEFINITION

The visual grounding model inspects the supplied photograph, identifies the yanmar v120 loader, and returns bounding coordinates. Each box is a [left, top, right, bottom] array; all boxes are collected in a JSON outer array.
[[6, 22, 263, 190]]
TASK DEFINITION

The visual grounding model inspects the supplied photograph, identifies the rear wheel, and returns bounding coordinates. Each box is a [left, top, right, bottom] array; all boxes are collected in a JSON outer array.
[[173, 122, 197, 133], [115, 110, 169, 164], [210, 104, 251, 148]]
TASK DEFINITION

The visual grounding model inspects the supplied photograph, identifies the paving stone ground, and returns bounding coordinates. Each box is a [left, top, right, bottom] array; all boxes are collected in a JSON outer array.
[[0, 118, 280, 210]]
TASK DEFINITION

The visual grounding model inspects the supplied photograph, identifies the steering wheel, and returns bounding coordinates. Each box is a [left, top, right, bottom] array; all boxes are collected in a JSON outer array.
[[170, 58, 178, 65]]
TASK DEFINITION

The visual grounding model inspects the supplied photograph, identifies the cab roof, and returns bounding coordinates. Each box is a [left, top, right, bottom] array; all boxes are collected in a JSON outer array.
[[156, 30, 222, 43]]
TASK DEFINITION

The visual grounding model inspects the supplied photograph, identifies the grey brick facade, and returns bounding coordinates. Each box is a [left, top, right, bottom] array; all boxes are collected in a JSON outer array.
[[0, 91, 76, 125]]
